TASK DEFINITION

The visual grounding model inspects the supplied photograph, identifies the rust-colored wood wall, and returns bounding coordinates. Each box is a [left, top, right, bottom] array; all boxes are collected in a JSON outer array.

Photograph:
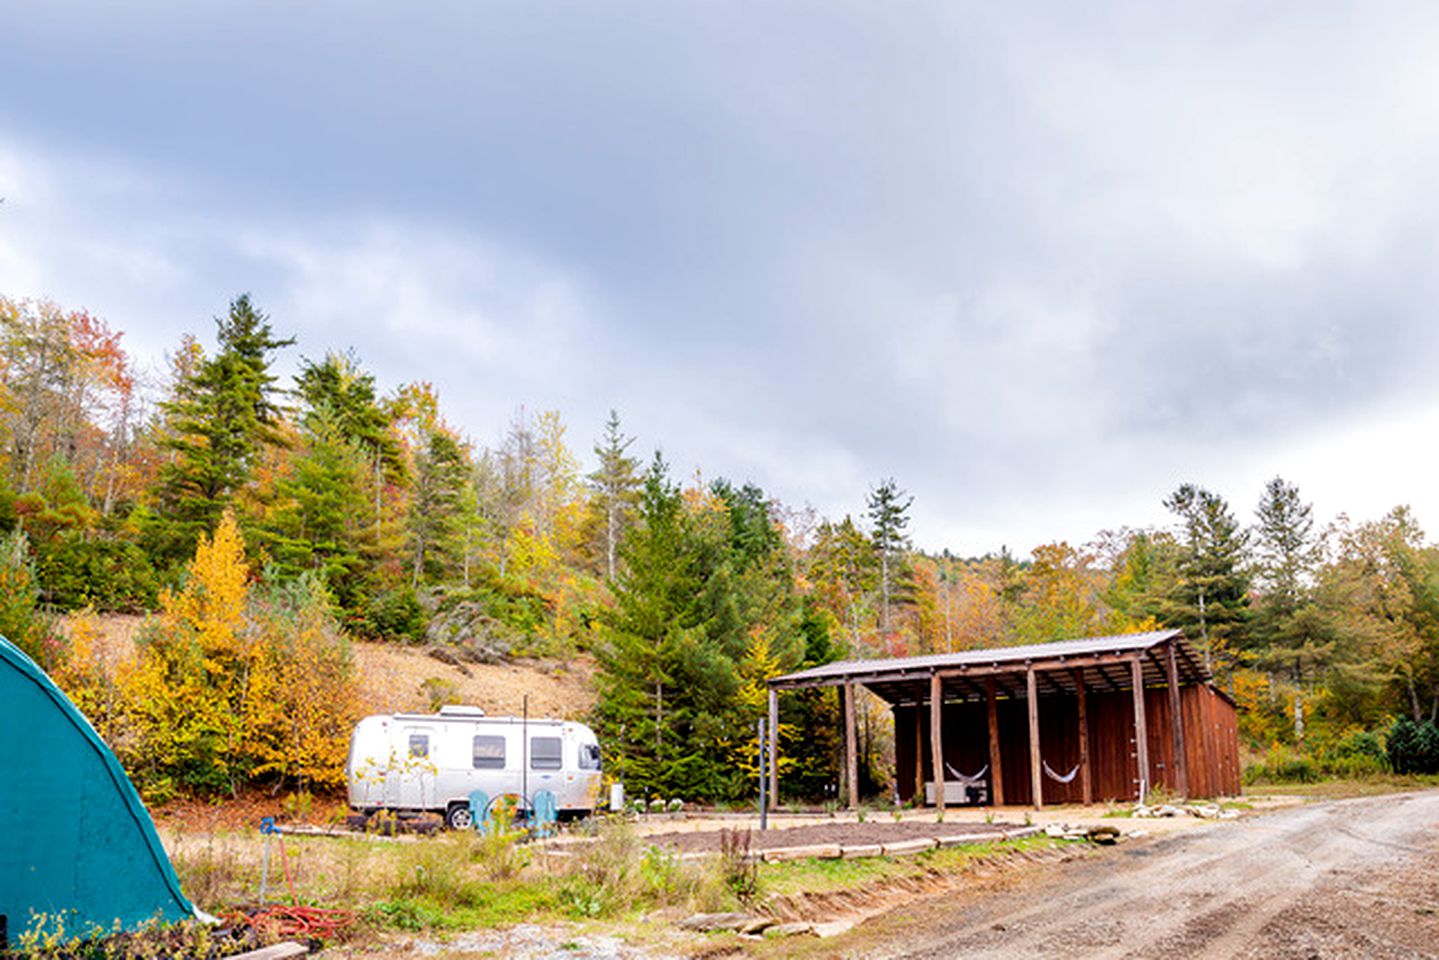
[[895, 682, 1239, 804]]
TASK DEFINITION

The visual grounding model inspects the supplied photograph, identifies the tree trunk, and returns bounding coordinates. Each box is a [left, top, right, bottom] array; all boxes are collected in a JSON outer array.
[[606, 496, 617, 581]]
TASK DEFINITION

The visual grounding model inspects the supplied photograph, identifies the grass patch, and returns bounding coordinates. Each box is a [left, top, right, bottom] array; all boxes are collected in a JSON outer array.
[[759, 835, 1058, 899], [1244, 774, 1439, 801]]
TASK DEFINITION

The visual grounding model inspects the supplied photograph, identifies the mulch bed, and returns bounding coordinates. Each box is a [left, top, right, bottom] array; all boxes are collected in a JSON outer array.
[[639, 819, 1020, 854]]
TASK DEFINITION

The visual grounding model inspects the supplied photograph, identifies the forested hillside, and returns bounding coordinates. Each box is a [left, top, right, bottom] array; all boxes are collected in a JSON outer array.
[[5, 293, 1439, 803]]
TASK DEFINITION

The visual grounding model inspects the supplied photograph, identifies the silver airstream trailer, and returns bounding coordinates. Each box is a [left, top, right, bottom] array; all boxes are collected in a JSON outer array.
[[346, 706, 603, 828]]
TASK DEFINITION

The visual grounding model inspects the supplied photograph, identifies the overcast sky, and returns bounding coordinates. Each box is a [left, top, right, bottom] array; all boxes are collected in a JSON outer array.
[[3, 3, 1438, 555]]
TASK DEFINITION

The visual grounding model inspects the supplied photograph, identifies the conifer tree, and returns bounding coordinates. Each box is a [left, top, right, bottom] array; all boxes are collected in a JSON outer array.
[[155, 295, 293, 556], [408, 429, 469, 586], [588, 410, 641, 580], [866, 478, 912, 634], [1162, 484, 1251, 674], [1251, 477, 1330, 740]]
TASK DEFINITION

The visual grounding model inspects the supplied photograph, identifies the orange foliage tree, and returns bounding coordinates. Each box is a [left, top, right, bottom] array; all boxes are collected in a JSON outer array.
[[117, 511, 360, 798]]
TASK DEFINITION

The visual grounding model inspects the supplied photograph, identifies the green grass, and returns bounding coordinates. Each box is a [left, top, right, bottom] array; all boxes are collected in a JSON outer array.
[[1244, 773, 1439, 801], [758, 835, 1058, 898]]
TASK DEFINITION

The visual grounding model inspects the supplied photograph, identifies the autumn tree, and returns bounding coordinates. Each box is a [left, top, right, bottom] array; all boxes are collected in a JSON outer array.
[[119, 511, 359, 796], [805, 516, 877, 653]]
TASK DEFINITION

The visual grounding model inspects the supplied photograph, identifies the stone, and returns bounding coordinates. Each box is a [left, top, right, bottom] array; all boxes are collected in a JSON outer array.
[[762, 843, 841, 862], [678, 912, 753, 932], [1086, 825, 1120, 845], [840, 843, 883, 859], [767, 922, 817, 938], [881, 838, 937, 857]]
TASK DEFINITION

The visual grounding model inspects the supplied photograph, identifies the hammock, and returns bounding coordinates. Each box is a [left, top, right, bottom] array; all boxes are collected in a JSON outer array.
[[943, 762, 990, 785], [1043, 760, 1080, 784]]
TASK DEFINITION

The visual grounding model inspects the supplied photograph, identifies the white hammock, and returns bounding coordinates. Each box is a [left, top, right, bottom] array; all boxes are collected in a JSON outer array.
[[943, 762, 990, 785], [1043, 760, 1080, 784]]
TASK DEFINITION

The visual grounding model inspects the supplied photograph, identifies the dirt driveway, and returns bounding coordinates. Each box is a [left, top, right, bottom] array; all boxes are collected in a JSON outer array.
[[856, 789, 1439, 959]]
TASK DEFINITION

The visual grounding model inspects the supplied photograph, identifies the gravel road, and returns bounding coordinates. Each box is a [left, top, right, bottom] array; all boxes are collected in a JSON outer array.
[[875, 790, 1439, 959]]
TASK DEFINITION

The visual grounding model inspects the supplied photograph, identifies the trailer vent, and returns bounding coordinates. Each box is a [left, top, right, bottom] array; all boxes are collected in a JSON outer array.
[[438, 705, 486, 717]]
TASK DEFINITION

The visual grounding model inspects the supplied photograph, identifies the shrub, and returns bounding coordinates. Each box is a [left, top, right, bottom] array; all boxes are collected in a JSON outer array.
[[361, 587, 427, 642], [35, 533, 159, 612], [1387, 717, 1424, 774], [0, 528, 60, 666], [1242, 744, 1318, 784], [118, 513, 362, 796]]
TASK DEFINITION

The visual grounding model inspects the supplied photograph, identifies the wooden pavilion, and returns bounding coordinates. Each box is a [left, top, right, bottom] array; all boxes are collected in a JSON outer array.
[[764, 629, 1239, 809]]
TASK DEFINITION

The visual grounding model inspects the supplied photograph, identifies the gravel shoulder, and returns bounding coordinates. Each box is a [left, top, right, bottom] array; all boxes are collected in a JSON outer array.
[[847, 789, 1439, 959]]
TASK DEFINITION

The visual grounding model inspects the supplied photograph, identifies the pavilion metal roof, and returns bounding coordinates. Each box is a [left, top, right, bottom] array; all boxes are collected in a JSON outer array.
[[768, 629, 1212, 706]]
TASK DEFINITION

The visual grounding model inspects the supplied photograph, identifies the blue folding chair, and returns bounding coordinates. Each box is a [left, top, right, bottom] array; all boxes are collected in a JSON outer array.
[[468, 790, 490, 833], [532, 789, 558, 839]]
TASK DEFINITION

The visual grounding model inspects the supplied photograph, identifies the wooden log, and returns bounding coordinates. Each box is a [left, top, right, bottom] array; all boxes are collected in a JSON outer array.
[[844, 681, 858, 809], [986, 678, 1005, 806], [930, 673, 945, 808], [228, 944, 309, 960], [914, 702, 924, 802], [767, 686, 779, 809], [1166, 641, 1189, 799], [1073, 667, 1092, 805], [1131, 657, 1150, 803], [1027, 666, 1042, 810]]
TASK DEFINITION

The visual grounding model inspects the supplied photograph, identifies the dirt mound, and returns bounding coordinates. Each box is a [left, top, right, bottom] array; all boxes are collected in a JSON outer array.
[[60, 613, 598, 721], [351, 640, 595, 718]]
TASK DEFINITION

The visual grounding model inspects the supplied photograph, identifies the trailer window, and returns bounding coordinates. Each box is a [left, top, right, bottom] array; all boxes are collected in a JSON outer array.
[[408, 734, 429, 759], [472, 735, 506, 769], [530, 736, 563, 770], [579, 743, 601, 771]]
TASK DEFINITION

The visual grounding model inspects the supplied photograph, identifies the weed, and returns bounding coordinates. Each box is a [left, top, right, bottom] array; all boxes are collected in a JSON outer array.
[[718, 828, 758, 906], [281, 789, 313, 822]]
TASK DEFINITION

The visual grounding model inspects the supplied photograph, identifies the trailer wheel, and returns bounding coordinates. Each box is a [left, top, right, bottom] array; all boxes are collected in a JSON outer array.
[[445, 801, 474, 830]]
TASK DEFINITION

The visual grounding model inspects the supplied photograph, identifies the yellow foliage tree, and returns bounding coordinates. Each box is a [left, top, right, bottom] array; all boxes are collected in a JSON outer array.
[[117, 511, 359, 797]]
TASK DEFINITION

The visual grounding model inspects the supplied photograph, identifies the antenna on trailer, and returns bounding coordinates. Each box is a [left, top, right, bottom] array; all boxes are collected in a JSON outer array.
[[522, 694, 529, 819]]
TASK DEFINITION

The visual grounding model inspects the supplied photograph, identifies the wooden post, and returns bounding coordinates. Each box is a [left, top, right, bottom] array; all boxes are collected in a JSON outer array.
[[986, 678, 1005, 806], [767, 686, 779, 810], [1073, 668, 1092, 805], [1166, 641, 1189, 800], [913, 703, 924, 803], [930, 673, 945, 808], [844, 682, 858, 810], [1131, 658, 1150, 803], [1027, 666, 1043, 810]]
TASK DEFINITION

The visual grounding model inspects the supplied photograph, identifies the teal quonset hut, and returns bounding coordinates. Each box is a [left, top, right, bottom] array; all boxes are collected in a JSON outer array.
[[0, 635, 194, 942]]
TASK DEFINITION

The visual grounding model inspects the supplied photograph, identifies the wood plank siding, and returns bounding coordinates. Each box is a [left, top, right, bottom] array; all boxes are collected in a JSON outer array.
[[894, 682, 1239, 804]]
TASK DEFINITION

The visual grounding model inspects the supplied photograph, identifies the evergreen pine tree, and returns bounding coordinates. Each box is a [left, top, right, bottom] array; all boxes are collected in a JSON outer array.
[[1251, 477, 1330, 741], [155, 295, 293, 557], [408, 429, 469, 586], [866, 478, 912, 635], [588, 410, 641, 580], [1162, 484, 1251, 675]]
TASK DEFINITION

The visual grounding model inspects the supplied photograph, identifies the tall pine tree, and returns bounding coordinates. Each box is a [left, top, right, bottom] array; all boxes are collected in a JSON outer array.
[[866, 478, 912, 635], [155, 295, 292, 558], [588, 410, 641, 580], [1162, 484, 1251, 675]]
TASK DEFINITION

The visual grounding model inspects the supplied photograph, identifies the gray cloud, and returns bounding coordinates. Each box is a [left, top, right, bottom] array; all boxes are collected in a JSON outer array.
[[5, 2, 1439, 553]]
